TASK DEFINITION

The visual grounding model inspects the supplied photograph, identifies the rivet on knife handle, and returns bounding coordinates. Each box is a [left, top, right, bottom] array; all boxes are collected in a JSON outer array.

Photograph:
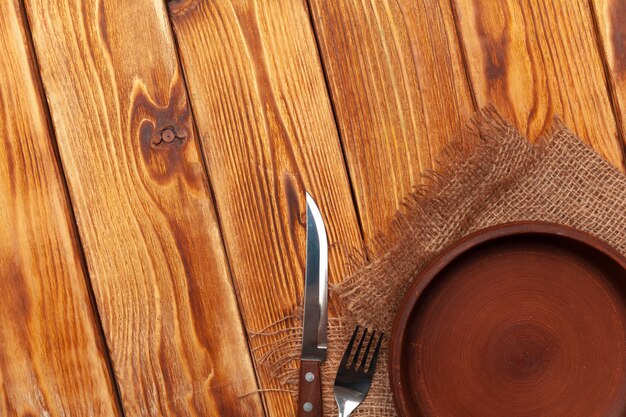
[[297, 360, 322, 416]]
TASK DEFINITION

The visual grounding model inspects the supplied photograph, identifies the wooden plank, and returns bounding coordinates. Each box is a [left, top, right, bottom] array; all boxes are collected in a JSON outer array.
[[168, 1, 363, 416], [452, 0, 625, 169], [308, 0, 476, 241], [591, 0, 626, 152], [0, 1, 120, 415], [24, 0, 264, 415]]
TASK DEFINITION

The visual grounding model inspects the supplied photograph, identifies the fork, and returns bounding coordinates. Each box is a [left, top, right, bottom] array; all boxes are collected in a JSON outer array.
[[334, 326, 384, 417]]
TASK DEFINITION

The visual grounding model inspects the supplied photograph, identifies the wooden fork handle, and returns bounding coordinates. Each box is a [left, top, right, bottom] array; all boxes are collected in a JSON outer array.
[[297, 359, 322, 417]]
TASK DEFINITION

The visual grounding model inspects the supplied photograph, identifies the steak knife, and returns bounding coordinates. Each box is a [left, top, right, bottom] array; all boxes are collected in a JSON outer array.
[[297, 192, 328, 417]]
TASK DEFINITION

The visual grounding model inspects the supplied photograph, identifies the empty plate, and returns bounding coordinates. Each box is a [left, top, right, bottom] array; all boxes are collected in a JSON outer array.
[[389, 222, 626, 417]]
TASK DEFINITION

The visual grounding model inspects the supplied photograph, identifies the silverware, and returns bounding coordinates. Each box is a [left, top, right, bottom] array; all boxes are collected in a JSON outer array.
[[297, 192, 329, 417], [334, 326, 383, 417]]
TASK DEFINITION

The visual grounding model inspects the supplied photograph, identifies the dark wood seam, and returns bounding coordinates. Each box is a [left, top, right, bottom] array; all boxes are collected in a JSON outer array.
[[449, 0, 480, 111], [19, 1, 127, 415], [304, 0, 369, 250], [162, 2, 269, 416]]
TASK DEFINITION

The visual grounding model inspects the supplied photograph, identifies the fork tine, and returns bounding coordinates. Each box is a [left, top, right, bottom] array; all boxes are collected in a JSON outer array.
[[359, 330, 376, 370], [339, 326, 360, 370], [335, 328, 382, 417], [366, 332, 384, 378], [350, 328, 367, 368]]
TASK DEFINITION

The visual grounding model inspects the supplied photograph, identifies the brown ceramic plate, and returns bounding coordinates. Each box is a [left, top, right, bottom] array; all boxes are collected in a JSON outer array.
[[389, 222, 626, 417]]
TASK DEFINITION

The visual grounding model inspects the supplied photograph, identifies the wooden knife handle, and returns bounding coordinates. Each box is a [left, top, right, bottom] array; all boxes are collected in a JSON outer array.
[[297, 359, 322, 417]]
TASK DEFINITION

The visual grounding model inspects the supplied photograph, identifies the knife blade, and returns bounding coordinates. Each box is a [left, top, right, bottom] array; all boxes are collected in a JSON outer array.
[[297, 191, 328, 417]]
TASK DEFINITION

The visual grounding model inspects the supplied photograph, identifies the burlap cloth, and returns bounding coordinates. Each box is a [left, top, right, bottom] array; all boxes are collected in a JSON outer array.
[[252, 108, 626, 416]]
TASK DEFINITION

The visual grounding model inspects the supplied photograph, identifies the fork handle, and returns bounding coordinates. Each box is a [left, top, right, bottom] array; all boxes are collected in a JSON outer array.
[[297, 359, 322, 417]]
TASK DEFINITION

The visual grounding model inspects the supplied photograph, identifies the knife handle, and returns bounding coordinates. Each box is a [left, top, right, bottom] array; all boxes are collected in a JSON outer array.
[[297, 359, 322, 417]]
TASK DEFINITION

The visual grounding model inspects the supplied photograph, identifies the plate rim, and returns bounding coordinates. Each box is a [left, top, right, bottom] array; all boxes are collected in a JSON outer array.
[[388, 220, 626, 417]]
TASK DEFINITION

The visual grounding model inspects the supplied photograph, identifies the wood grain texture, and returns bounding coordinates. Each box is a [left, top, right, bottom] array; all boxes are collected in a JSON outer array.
[[308, 0, 475, 240], [591, 0, 626, 150], [168, 1, 363, 415], [24, 0, 264, 415], [453, 0, 625, 169], [0, 1, 120, 415]]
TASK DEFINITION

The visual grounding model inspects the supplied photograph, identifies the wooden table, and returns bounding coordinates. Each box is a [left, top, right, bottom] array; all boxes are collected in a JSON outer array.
[[1, 0, 624, 415]]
